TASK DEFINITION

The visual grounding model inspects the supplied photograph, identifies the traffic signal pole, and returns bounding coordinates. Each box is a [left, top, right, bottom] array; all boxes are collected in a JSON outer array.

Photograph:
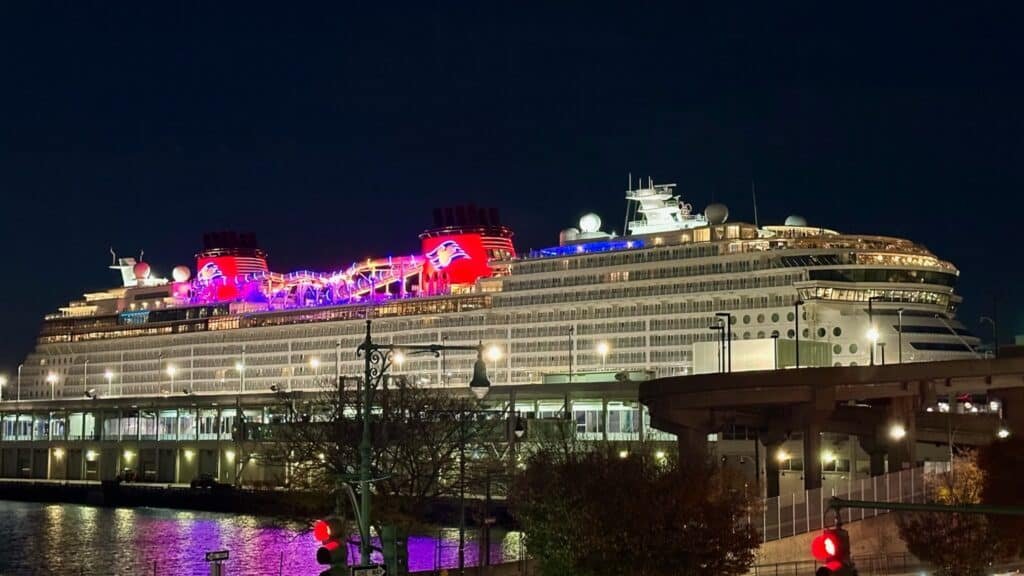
[[831, 497, 1024, 516]]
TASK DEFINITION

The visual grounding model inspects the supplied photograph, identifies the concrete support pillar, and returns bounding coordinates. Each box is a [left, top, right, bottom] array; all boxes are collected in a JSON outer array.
[[764, 440, 782, 498], [998, 387, 1024, 435], [803, 419, 823, 491], [886, 396, 917, 471], [675, 426, 708, 465]]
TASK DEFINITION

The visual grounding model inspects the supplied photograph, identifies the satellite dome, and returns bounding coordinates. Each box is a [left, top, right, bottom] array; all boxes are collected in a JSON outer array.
[[172, 265, 191, 283], [579, 213, 602, 234], [705, 203, 729, 225], [132, 262, 151, 279], [785, 214, 808, 227], [559, 228, 580, 245]]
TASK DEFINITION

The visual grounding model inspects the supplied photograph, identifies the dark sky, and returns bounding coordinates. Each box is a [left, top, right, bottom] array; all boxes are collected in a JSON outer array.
[[1, 3, 1022, 371]]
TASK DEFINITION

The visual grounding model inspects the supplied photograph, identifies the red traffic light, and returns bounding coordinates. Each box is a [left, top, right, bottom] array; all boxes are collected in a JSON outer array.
[[314, 517, 347, 566], [811, 530, 841, 561], [313, 519, 332, 542]]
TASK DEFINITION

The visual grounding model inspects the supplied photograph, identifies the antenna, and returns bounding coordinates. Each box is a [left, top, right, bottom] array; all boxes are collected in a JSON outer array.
[[110, 247, 117, 266], [139, 249, 145, 261], [751, 180, 760, 228]]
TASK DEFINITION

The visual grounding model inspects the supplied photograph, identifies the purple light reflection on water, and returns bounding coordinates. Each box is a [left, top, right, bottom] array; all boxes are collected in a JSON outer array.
[[0, 501, 524, 575]]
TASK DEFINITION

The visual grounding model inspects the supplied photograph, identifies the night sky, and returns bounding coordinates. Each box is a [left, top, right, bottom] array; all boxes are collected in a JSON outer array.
[[1, 3, 1022, 372]]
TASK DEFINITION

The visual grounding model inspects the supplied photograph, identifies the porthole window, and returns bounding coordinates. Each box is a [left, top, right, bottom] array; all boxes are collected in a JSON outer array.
[[743, 315, 751, 324], [833, 327, 842, 337], [757, 314, 765, 323], [817, 328, 826, 338], [849, 343, 859, 354], [787, 311, 795, 321], [743, 331, 751, 339], [787, 329, 796, 339], [802, 328, 810, 338], [850, 361, 858, 367], [833, 344, 842, 354], [757, 331, 766, 339], [772, 313, 780, 323]]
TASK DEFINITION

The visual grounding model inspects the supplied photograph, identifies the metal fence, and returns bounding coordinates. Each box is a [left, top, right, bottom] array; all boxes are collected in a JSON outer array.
[[757, 467, 925, 542], [747, 552, 922, 575]]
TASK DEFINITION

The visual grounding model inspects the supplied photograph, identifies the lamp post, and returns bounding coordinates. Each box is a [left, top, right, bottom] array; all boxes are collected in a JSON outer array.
[[17, 364, 23, 402], [46, 372, 57, 400], [770, 330, 780, 369], [709, 322, 725, 373], [236, 347, 246, 393], [596, 341, 610, 369], [567, 326, 575, 383], [897, 308, 904, 364], [355, 320, 490, 569], [166, 364, 176, 396], [879, 342, 886, 365], [104, 369, 114, 398], [867, 296, 883, 366], [715, 312, 733, 372], [441, 335, 449, 386], [794, 300, 805, 368], [980, 316, 998, 358]]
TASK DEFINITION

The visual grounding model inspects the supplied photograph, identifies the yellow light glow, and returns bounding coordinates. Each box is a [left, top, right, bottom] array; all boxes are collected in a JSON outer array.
[[234, 361, 244, 371], [184, 449, 195, 460], [596, 341, 611, 357], [998, 428, 1011, 439], [166, 364, 177, 377], [85, 450, 98, 462], [890, 423, 907, 441], [654, 450, 666, 460], [309, 357, 320, 370], [822, 450, 836, 464], [775, 449, 791, 463], [53, 448, 64, 459], [123, 450, 134, 460], [618, 450, 629, 459], [225, 450, 235, 462], [46, 372, 58, 384], [866, 327, 880, 343], [393, 351, 406, 367], [486, 345, 503, 362], [104, 369, 114, 381]]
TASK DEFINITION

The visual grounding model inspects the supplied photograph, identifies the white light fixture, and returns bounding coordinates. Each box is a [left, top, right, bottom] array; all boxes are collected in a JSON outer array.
[[998, 427, 1011, 439], [234, 361, 244, 372], [392, 351, 406, 367], [309, 357, 320, 370], [618, 450, 629, 459], [822, 450, 836, 464], [486, 345, 503, 363], [989, 400, 1001, 412], [890, 423, 907, 441], [654, 450, 666, 461], [776, 449, 791, 463], [866, 327, 880, 343], [166, 365, 177, 377]]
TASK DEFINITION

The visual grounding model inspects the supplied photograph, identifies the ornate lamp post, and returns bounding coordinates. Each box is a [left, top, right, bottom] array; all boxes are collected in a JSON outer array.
[[354, 320, 490, 568]]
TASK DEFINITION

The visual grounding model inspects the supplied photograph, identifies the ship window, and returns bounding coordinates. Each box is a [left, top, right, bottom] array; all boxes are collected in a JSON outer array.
[[833, 344, 842, 354], [849, 343, 859, 354], [771, 313, 780, 323], [817, 328, 826, 338], [833, 327, 842, 337]]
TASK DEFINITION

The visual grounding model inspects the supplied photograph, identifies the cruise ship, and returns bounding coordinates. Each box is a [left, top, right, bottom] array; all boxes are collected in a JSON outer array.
[[15, 179, 978, 402]]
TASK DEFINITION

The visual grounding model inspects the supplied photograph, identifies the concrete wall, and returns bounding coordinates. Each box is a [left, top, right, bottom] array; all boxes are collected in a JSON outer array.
[[755, 513, 910, 565]]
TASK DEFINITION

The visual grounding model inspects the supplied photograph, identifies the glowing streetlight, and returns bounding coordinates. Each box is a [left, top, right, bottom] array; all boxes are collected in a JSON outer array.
[[166, 364, 177, 378], [775, 448, 791, 463], [889, 423, 907, 441], [104, 369, 114, 397], [822, 450, 836, 464], [309, 357, 321, 370], [596, 341, 611, 368], [46, 372, 58, 400], [486, 345, 503, 363], [393, 351, 406, 368], [997, 427, 1011, 439]]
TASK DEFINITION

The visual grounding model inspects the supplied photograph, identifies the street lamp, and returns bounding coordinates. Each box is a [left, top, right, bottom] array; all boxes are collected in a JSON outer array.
[[46, 372, 58, 400], [889, 423, 907, 441], [234, 361, 245, 393], [715, 312, 733, 372], [997, 427, 1011, 439], [794, 300, 805, 368], [595, 341, 610, 368], [104, 369, 114, 398], [309, 357, 320, 387], [355, 320, 491, 569], [770, 330, 780, 370], [867, 295, 883, 366], [709, 321, 725, 373], [897, 307, 904, 364], [166, 364, 177, 396]]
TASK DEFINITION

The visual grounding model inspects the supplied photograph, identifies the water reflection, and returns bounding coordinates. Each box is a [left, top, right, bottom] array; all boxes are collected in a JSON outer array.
[[0, 501, 524, 575]]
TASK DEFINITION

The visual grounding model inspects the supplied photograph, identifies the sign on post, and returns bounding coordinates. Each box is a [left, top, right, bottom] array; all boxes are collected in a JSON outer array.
[[351, 565, 386, 576], [205, 550, 230, 562]]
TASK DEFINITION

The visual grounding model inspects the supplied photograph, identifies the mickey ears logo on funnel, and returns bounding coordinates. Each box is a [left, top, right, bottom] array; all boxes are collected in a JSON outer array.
[[197, 262, 225, 284], [426, 240, 470, 270]]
